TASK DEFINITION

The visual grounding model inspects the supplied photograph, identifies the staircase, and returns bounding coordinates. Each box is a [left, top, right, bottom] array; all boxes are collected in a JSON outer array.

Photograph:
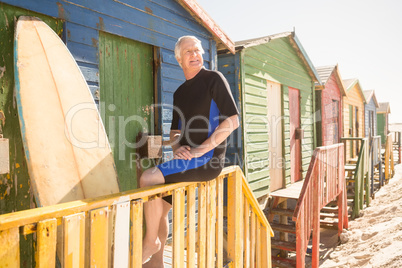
[[266, 144, 348, 268]]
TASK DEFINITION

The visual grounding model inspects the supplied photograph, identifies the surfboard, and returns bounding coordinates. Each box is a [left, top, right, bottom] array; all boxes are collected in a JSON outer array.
[[14, 16, 120, 207]]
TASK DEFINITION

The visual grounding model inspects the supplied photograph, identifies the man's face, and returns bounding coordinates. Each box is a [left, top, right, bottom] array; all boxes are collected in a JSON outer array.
[[178, 39, 204, 73]]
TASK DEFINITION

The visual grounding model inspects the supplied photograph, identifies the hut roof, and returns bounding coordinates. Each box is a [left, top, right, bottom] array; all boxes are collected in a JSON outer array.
[[343, 78, 366, 104], [363, 90, 380, 108], [377, 102, 391, 114], [315, 65, 346, 96], [178, 0, 234, 53], [232, 31, 322, 84]]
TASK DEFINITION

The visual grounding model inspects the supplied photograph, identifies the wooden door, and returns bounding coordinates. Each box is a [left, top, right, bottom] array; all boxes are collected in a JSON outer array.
[[349, 105, 353, 158], [267, 81, 283, 191], [355, 107, 359, 156], [99, 32, 154, 191], [289, 87, 301, 183], [332, 100, 339, 144]]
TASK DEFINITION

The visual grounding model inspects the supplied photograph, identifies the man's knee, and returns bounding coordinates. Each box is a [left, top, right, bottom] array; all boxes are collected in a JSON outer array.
[[139, 168, 163, 188]]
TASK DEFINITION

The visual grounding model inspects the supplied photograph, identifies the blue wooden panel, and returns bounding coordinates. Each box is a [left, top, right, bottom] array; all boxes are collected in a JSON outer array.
[[161, 63, 185, 80], [161, 77, 183, 93], [0, 0, 59, 17], [65, 21, 98, 47], [77, 62, 99, 83], [67, 41, 98, 64]]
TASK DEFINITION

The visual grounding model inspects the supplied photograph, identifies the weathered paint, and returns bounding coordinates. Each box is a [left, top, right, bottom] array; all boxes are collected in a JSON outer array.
[[218, 32, 319, 197], [0, 0, 232, 264], [99, 32, 154, 191], [363, 90, 379, 137], [377, 102, 391, 144], [0, 4, 63, 266], [315, 65, 345, 147], [342, 78, 365, 161]]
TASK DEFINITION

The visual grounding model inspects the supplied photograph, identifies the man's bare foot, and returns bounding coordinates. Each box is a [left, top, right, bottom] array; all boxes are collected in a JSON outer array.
[[142, 238, 161, 264], [142, 256, 165, 268]]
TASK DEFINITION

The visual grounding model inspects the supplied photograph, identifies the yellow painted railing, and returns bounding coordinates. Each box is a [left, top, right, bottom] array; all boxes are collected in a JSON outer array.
[[0, 165, 273, 267], [384, 133, 395, 181]]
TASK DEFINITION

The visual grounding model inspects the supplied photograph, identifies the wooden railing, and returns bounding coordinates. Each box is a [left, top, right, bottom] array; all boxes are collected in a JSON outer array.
[[384, 133, 395, 181], [341, 137, 370, 218], [370, 136, 383, 192], [292, 143, 347, 268], [392, 131, 401, 164], [0, 166, 273, 267]]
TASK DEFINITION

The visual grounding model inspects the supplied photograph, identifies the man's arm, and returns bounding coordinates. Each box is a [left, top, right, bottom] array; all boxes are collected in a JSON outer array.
[[173, 114, 239, 160]]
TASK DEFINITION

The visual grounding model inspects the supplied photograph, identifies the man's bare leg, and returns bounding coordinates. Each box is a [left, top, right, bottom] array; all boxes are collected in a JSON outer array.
[[143, 200, 171, 267], [140, 167, 166, 264]]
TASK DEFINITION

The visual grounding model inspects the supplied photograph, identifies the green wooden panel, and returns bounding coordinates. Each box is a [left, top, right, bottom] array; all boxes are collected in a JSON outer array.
[[377, 113, 386, 144], [0, 4, 63, 267], [99, 32, 154, 191]]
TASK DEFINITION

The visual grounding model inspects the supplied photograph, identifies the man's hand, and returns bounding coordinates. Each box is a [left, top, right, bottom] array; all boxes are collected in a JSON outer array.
[[173, 145, 192, 160]]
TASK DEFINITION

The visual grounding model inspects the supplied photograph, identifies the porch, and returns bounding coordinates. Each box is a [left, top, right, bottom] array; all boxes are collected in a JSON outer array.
[[0, 166, 273, 267]]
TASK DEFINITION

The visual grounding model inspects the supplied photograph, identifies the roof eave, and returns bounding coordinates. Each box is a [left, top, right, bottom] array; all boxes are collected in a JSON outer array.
[[289, 32, 322, 85], [178, 0, 235, 54]]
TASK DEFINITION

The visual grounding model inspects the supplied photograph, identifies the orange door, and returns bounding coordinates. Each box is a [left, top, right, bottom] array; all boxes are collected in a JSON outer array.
[[289, 87, 301, 182]]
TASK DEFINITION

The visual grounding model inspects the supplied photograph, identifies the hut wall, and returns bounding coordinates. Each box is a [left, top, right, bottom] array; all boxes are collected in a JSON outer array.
[[240, 37, 315, 195], [217, 52, 244, 168], [343, 86, 365, 160], [364, 98, 377, 137], [0, 0, 217, 208], [318, 74, 342, 146]]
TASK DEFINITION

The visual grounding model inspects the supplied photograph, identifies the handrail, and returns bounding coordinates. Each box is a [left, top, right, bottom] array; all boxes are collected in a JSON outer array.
[[370, 136, 382, 193], [384, 133, 395, 180], [341, 137, 370, 217], [292, 143, 347, 268], [0, 165, 273, 267]]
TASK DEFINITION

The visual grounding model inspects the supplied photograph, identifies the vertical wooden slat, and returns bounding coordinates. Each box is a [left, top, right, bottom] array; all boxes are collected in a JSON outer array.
[[63, 213, 85, 268], [260, 225, 271, 268], [243, 197, 250, 267], [227, 170, 243, 267], [113, 201, 130, 268], [197, 182, 207, 268], [187, 184, 196, 268], [215, 177, 224, 268], [250, 213, 256, 268], [206, 180, 216, 267], [130, 199, 143, 268], [173, 187, 185, 268], [36, 218, 57, 268], [0, 228, 20, 267], [90, 207, 109, 267], [256, 221, 261, 268]]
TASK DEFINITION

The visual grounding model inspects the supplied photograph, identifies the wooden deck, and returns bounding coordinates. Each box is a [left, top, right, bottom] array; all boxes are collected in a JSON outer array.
[[270, 180, 304, 199]]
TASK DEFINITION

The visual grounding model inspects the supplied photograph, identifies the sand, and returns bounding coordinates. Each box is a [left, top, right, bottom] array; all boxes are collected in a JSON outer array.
[[318, 163, 402, 268]]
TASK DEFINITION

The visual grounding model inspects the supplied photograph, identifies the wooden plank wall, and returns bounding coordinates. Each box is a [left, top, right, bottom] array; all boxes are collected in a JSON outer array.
[[343, 85, 365, 159], [242, 36, 315, 194], [1, 0, 216, 162], [364, 98, 377, 137], [217, 52, 244, 168], [318, 73, 342, 146]]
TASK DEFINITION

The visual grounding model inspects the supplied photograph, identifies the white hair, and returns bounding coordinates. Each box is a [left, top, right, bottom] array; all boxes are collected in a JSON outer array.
[[174, 36, 205, 63]]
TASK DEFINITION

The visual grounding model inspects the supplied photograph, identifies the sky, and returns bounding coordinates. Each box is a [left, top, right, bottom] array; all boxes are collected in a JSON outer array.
[[197, 0, 402, 123]]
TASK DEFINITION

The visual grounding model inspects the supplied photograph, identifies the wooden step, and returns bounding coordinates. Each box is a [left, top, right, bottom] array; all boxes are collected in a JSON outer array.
[[271, 239, 296, 251], [320, 219, 339, 229], [320, 212, 337, 218], [270, 223, 296, 234], [321, 206, 338, 213], [272, 256, 296, 268], [270, 208, 294, 218]]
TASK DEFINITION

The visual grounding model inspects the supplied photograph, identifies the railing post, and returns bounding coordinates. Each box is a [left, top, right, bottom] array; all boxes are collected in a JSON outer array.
[[312, 159, 320, 268], [227, 169, 243, 267], [173, 187, 185, 268]]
